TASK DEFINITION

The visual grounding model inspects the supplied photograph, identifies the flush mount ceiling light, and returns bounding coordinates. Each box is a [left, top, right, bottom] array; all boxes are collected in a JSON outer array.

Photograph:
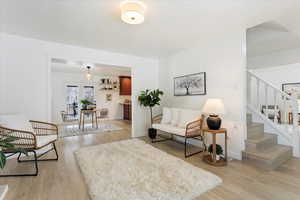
[[120, 0, 146, 25], [86, 66, 92, 81]]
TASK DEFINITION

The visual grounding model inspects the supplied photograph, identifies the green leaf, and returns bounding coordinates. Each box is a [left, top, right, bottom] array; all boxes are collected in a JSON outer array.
[[0, 142, 15, 149], [138, 89, 164, 123], [0, 137, 17, 143], [0, 151, 6, 169]]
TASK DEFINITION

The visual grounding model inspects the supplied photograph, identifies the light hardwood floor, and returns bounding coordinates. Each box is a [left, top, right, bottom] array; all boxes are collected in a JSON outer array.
[[1, 120, 300, 200]]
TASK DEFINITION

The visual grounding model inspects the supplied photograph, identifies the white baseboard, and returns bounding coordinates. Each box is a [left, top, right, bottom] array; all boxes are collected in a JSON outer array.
[[228, 151, 241, 160]]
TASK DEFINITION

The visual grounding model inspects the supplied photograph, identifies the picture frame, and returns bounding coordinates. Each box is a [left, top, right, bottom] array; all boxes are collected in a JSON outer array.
[[282, 82, 300, 98], [106, 94, 112, 102], [174, 72, 206, 96]]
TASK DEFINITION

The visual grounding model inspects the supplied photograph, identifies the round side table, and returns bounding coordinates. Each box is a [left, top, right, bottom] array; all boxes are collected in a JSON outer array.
[[202, 127, 227, 166]]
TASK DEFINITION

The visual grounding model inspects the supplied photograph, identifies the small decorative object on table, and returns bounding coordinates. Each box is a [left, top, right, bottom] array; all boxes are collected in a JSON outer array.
[[202, 127, 227, 166], [138, 89, 164, 139], [202, 98, 225, 130]]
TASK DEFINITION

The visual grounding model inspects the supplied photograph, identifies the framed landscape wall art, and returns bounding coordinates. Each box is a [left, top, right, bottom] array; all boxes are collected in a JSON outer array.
[[282, 82, 300, 98], [174, 72, 206, 96]]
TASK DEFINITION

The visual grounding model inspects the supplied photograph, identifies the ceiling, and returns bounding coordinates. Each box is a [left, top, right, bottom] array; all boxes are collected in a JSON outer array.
[[247, 21, 300, 69], [2, 0, 299, 58], [51, 58, 131, 76], [247, 22, 300, 57]]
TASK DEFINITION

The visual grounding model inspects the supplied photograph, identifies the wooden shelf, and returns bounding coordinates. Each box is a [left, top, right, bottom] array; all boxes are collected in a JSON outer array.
[[203, 154, 227, 167]]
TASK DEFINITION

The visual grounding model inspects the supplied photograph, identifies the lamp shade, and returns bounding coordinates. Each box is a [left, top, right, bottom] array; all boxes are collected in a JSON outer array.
[[120, 0, 146, 24], [202, 98, 226, 115]]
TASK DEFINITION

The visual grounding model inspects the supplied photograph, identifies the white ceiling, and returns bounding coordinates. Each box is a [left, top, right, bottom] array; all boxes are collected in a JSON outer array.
[[2, 0, 299, 58], [247, 22, 300, 57], [247, 21, 300, 69], [51, 58, 131, 76]]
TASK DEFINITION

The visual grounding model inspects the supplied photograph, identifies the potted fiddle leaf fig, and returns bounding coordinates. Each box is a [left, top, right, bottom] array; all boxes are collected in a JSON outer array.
[[0, 137, 27, 169], [138, 89, 164, 139]]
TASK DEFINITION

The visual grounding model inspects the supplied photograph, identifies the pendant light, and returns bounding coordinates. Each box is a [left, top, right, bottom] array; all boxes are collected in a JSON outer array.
[[120, 0, 146, 25], [86, 66, 92, 81]]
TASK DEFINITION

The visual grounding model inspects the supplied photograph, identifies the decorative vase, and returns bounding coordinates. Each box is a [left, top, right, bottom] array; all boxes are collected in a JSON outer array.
[[148, 128, 157, 139], [216, 155, 220, 161], [207, 115, 221, 130]]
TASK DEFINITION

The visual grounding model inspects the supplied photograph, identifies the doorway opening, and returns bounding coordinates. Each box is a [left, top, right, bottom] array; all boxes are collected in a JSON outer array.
[[50, 58, 132, 138]]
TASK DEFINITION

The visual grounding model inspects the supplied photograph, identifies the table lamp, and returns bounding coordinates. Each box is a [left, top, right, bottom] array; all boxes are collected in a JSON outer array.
[[202, 98, 226, 130]]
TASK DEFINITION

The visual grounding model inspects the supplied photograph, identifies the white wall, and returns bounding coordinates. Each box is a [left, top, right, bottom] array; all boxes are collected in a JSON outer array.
[[251, 63, 300, 89], [159, 29, 247, 160], [0, 33, 159, 137], [248, 48, 300, 69], [0, 33, 4, 112], [51, 71, 131, 123]]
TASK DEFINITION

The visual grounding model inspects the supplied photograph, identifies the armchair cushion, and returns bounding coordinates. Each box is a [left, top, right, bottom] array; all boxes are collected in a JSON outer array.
[[0, 114, 34, 133], [36, 135, 57, 148], [152, 123, 186, 136]]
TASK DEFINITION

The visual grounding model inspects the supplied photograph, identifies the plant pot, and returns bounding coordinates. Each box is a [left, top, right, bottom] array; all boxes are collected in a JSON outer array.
[[216, 155, 220, 161], [82, 105, 88, 110], [148, 128, 157, 139]]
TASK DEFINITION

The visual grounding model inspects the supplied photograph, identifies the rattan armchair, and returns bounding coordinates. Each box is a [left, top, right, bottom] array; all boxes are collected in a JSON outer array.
[[0, 120, 59, 177], [152, 114, 206, 158]]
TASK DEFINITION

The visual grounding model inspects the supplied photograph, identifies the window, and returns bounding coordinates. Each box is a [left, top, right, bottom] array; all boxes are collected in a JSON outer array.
[[83, 86, 95, 104], [66, 85, 79, 116]]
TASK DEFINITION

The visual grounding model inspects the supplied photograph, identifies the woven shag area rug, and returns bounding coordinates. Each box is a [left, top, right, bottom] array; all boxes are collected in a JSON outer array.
[[75, 139, 222, 200], [59, 123, 122, 138]]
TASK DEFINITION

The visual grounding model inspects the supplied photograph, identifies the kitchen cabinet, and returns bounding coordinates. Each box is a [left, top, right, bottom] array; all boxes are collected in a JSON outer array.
[[119, 76, 131, 95], [123, 104, 131, 121]]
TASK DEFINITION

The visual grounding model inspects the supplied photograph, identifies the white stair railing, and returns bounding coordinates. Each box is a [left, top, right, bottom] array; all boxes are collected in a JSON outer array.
[[247, 70, 300, 157]]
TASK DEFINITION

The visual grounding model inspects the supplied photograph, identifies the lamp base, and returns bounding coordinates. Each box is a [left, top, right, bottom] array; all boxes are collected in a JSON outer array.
[[207, 115, 222, 130]]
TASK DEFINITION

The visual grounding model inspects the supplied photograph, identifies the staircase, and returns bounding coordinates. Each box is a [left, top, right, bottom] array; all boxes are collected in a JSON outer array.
[[245, 70, 300, 169], [242, 113, 292, 169]]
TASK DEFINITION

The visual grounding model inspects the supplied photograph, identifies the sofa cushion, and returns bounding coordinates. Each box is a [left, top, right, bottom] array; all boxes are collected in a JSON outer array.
[[170, 108, 181, 126], [161, 107, 172, 124], [0, 114, 34, 133], [36, 135, 57, 148], [177, 109, 202, 128], [152, 123, 186, 136]]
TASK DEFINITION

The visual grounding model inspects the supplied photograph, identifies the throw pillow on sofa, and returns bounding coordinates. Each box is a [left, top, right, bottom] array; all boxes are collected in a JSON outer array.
[[161, 107, 172, 124], [171, 108, 181, 126]]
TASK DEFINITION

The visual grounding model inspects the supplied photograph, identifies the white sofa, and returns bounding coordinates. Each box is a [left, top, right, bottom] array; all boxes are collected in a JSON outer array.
[[152, 107, 205, 157]]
